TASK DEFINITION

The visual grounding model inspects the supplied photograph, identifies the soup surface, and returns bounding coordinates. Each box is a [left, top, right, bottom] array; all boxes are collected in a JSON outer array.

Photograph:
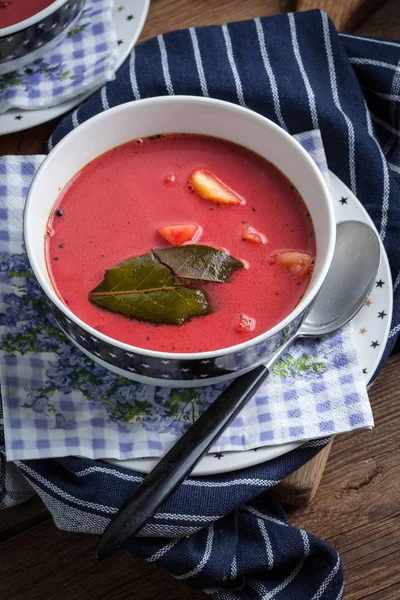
[[0, 0, 54, 27], [47, 134, 315, 353]]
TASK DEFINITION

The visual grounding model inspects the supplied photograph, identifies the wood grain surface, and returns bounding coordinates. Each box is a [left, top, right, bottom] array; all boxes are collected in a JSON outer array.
[[296, 0, 386, 32], [1, 0, 400, 598], [274, 441, 333, 505]]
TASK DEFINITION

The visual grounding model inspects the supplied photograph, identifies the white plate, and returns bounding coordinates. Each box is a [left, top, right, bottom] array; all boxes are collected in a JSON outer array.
[[0, 0, 150, 135], [107, 170, 393, 476]]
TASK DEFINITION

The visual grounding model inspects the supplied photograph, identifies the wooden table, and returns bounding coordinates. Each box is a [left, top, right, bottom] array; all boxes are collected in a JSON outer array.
[[1, 1, 400, 598]]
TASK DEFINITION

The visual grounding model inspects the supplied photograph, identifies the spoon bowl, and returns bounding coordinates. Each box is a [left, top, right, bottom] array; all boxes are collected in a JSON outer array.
[[300, 220, 381, 337]]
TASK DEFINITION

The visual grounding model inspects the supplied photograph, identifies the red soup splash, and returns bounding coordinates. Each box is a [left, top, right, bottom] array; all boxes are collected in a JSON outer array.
[[46, 134, 316, 353], [0, 0, 55, 28]]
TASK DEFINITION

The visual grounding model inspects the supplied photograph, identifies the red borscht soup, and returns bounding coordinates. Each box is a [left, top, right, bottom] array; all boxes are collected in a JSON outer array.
[[46, 134, 316, 353], [0, 0, 55, 27]]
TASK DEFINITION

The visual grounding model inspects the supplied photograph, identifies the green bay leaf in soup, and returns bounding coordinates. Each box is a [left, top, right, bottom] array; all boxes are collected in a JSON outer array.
[[154, 244, 244, 283], [88, 253, 211, 325]]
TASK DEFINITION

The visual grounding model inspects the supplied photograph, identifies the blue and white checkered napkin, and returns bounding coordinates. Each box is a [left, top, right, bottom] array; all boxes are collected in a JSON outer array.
[[0, 0, 118, 114], [0, 132, 373, 461]]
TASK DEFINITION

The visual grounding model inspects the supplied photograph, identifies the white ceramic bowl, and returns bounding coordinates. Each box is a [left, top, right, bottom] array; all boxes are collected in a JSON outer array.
[[24, 96, 335, 387], [0, 0, 85, 75]]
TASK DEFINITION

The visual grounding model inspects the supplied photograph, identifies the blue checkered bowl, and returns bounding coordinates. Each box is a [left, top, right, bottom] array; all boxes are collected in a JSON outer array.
[[0, 0, 85, 76], [24, 96, 336, 387]]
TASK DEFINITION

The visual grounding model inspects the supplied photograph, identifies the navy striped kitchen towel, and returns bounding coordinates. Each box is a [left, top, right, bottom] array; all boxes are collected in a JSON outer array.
[[2, 9, 400, 599]]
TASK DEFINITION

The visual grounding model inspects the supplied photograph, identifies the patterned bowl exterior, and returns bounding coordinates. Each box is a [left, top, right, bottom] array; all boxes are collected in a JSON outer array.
[[0, 1, 85, 73], [46, 297, 306, 385]]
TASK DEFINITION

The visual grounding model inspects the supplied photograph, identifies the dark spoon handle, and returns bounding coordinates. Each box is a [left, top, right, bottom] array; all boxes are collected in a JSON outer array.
[[96, 364, 269, 559]]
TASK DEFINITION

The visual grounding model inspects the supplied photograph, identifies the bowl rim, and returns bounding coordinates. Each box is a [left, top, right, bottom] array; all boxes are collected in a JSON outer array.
[[24, 95, 336, 361], [0, 0, 68, 38]]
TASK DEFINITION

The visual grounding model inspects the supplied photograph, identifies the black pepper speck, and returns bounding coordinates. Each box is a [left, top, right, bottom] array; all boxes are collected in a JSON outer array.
[[55, 209, 64, 217]]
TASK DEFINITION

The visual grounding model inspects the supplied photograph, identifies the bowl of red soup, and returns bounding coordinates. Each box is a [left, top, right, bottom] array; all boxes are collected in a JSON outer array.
[[0, 0, 85, 75], [24, 96, 335, 387]]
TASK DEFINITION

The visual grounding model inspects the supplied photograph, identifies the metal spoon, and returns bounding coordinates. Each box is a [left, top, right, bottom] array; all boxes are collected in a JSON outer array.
[[96, 220, 380, 559]]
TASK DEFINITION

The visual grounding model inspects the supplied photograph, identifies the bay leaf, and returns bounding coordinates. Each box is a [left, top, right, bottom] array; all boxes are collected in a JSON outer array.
[[153, 244, 244, 283], [89, 253, 211, 325]]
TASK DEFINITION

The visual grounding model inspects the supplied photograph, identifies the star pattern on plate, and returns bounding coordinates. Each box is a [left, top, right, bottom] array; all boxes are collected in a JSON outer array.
[[117, 39, 123, 45], [14, 115, 23, 120], [362, 368, 367, 374], [359, 327, 367, 335], [126, 14, 134, 21], [365, 299, 373, 307], [370, 340, 379, 349], [378, 311, 387, 319], [214, 452, 224, 459], [376, 279, 385, 288], [117, 5, 124, 11], [339, 197, 348, 205]]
